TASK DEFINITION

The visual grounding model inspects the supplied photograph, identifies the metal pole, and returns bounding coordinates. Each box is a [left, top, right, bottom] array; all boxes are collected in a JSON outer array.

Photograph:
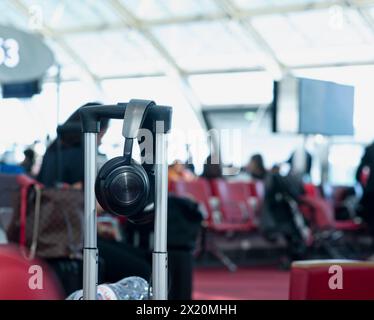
[[55, 64, 63, 184], [83, 133, 98, 300], [152, 131, 168, 300], [56, 64, 61, 127]]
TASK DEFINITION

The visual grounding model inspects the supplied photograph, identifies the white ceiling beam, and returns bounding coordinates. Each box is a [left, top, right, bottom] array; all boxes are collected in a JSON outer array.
[[54, 0, 374, 35], [43, 59, 374, 84], [346, 0, 374, 35], [291, 59, 374, 69]]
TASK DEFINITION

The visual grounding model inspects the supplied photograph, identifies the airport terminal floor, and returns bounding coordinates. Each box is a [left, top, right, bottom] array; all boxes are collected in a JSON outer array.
[[1, 0, 374, 305]]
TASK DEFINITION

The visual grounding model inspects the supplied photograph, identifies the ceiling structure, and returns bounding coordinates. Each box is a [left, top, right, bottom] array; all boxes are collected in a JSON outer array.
[[0, 0, 373, 83], [1, 0, 373, 176], [0, 0, 371, 137]]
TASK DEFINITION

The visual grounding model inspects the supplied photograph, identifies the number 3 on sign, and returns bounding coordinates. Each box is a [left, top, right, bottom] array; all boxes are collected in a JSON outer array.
[[0, 38, 20, 68]]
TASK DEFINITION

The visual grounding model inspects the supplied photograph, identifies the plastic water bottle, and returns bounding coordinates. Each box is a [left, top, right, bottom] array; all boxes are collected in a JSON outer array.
[[109, 276, 151, 300], [66, 276, 150, 300]]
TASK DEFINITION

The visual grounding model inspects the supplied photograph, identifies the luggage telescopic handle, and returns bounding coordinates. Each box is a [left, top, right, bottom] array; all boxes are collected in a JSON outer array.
[[79, 102, 172, 134], [80, 100, 172, 300]]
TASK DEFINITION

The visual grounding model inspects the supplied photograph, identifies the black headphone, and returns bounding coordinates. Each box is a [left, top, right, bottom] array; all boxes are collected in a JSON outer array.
[[95, 99, 155, 224]]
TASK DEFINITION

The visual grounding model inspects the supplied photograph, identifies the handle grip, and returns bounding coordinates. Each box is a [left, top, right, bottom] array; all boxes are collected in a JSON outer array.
[[79, 102, 172, 134]]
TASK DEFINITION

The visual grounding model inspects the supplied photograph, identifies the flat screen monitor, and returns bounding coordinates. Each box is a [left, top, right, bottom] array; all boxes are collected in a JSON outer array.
[[274, 76, 354, 136], [299, 78, 354, 136], [2, 79, 41, 98]]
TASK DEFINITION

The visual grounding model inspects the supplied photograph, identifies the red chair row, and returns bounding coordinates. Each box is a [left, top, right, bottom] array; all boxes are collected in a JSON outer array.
[[300, 183, 362, 232], [169, 178, 264, 271], [171, 178, 364, 235], [170, 178, 365, 270], [170, 178, 263, 233]]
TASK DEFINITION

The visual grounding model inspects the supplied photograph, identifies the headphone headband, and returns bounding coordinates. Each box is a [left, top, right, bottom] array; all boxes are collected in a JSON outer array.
[[122, 99, 154, 164], [122, 99, 155, 139]]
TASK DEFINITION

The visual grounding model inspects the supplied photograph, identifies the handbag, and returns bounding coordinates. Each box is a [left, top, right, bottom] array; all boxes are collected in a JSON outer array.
[[8, 184, 84, 260]]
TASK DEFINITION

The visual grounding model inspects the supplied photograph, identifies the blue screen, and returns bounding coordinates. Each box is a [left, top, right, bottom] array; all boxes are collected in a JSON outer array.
[[299, 78, 354, 136]]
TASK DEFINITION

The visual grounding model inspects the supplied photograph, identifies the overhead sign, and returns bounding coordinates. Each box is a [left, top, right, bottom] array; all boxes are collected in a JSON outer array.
[[0, 25, 54, 83]]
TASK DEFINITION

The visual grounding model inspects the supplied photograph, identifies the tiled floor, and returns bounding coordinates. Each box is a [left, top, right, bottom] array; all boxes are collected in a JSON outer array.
[[193, 267, 290, 300]]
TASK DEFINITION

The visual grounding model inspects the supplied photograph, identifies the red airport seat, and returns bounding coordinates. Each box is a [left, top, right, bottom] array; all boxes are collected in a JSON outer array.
[[171, 178, 251, 271], [210, 179, 256, 232], [170, 178, 214, 223], [248, 180, 265, 200], [303, 183, 321, 198], [171, 178, 256, 232], [0, 245, 63, 300], [290, 260, 374, 300]]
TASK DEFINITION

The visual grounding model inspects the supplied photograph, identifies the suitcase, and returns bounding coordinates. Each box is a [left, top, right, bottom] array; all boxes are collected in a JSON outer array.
[[125, 195, 203, 300]]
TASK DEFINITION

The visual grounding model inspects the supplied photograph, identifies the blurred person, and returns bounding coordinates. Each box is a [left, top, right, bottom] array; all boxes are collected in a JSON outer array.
[[356, 141, 374, 256], [246, 154, 267, 181], [36, 102, 151, 291], [37, 102, 108, 187], [288, 147, 313, 180], [201, 154, 222, 180], [246, 155, 309, 266], [261, 171, 309, 268], [271, 164, 281, 175], [20, 148, 35, 176], [168, 159, 196, 183], [185, 144, 195, 174]]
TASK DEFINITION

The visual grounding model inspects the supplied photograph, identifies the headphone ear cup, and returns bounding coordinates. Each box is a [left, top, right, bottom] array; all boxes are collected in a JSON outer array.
[[95, 157, 124, 214], [95, 157, 151, 218], [123, 163, 153, 223], [97, 157, 126, 180], [124, 160, 151, 223], [95, 176, 111, 214]]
